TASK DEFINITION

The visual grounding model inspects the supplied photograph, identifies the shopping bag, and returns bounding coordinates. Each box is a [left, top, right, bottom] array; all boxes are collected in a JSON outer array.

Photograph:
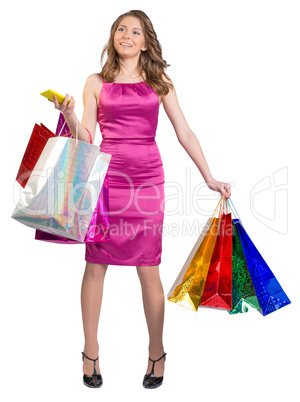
[[200, 199, 232, 309], [228, 198, 291, 316], [41, 120, 72, 139], [229, 208, 260, 314], [34, 115, 110, 243], [167, 197, 224, 311], [54, 112, 73, 137], [16, 123, 56, 187], [34, 171, 110, 243], [11, 121, 112, 242]]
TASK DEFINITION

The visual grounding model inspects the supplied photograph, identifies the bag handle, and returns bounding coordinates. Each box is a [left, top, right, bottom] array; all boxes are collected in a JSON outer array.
[[220, 195, 226, 217], [227, 197, 241, 221], [57, 120, 66, 137], [57, 119, 79, 145], [75, 120, 79, 145], [211, 195, 226, 219]]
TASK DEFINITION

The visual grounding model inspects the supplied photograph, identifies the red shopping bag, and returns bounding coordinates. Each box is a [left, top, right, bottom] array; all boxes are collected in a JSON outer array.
[[16, 123, 56, 187], [16, 114, 73, 188], [200, 199, 233, 309]]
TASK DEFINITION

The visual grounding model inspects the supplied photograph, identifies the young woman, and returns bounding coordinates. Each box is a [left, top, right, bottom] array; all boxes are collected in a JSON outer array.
[[52, 9, 231, 389]]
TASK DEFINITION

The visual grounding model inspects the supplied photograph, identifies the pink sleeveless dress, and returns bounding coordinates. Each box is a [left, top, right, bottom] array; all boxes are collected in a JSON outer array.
[[85, 76, 165, 266]]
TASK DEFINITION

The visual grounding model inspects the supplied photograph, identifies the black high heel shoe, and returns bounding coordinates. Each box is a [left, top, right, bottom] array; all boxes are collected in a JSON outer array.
[[81, 351, 103, 388], [143, 351, 167, 389]]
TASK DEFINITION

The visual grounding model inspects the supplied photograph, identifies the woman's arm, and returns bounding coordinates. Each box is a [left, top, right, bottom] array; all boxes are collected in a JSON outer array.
[[53, 74, 98, 143], [80, 74, 99, 143], [162, 77, 231, 198]]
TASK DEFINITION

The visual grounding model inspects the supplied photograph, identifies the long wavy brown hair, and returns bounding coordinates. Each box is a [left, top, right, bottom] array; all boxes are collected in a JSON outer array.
[[99, 10, 173, 96]]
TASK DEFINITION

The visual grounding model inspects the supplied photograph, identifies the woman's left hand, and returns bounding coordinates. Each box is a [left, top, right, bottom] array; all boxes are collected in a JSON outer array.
[[206, 178, 231, 199]]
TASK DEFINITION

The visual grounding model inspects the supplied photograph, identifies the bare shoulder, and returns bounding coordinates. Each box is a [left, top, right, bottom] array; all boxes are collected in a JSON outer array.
[[83, 73, 103, 109], [162, 74, 173, 85], [157, 75, 172, 105], [160, 75, 193, 141], [161, 74, 175, 103]]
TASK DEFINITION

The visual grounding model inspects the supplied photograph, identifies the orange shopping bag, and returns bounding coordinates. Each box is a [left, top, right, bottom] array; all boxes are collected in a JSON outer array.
[[167, 197, 225, 312]]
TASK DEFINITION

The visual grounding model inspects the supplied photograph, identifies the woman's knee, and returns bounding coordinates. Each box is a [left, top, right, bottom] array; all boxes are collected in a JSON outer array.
[[85, 262, 108, 280], [136, 265, 160, 287]]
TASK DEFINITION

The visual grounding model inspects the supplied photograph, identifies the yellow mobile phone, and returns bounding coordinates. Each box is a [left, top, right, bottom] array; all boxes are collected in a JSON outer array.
[[40, 89, 71, 105]]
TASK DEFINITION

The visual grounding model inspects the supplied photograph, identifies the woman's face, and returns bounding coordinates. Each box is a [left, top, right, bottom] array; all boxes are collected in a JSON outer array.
[[114, 16, 147, 56]]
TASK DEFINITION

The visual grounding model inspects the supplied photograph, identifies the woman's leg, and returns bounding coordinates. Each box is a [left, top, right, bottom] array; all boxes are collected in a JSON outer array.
[[136, 265, 165, 377], [81, 262, 108, 375]]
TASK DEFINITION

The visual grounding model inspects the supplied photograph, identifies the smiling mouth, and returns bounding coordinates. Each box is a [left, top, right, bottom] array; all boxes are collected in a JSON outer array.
[[119, 42, 132, 47]]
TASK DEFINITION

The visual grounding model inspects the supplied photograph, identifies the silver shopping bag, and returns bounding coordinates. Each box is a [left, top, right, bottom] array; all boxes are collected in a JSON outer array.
[[12, 121, 111, 242]]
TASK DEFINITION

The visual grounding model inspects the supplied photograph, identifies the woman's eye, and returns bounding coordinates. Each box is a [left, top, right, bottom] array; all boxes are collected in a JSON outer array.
[[118, 28, 140, 35]]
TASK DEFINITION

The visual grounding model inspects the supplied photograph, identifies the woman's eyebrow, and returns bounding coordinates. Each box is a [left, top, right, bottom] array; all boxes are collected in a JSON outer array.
[[119, 24, 141, 30]]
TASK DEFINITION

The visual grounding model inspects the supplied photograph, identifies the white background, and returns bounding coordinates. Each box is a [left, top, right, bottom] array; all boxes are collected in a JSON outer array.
[[1, 1, 299, 401]]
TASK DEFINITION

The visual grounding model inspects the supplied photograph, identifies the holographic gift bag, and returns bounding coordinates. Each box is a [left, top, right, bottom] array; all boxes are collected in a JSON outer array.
[[16, 123, 57, 188], [34, 172, 110, 243], [34, 116, 110, 243], [11, 121, 112, 242], [228, 198, 291, 316], [167, 197, 224, 312], [200, 199, 233, 309]]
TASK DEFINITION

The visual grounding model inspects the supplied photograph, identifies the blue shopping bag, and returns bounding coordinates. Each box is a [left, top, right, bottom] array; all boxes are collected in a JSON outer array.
[[229, 198, 291, 316]]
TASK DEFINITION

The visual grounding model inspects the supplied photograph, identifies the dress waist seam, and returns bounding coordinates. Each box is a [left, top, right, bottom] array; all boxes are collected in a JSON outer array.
[[101, 137, 156, 143]]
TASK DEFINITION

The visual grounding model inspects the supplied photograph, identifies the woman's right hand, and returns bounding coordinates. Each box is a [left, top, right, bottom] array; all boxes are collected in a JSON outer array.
[[49, 93, 75, 116]]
